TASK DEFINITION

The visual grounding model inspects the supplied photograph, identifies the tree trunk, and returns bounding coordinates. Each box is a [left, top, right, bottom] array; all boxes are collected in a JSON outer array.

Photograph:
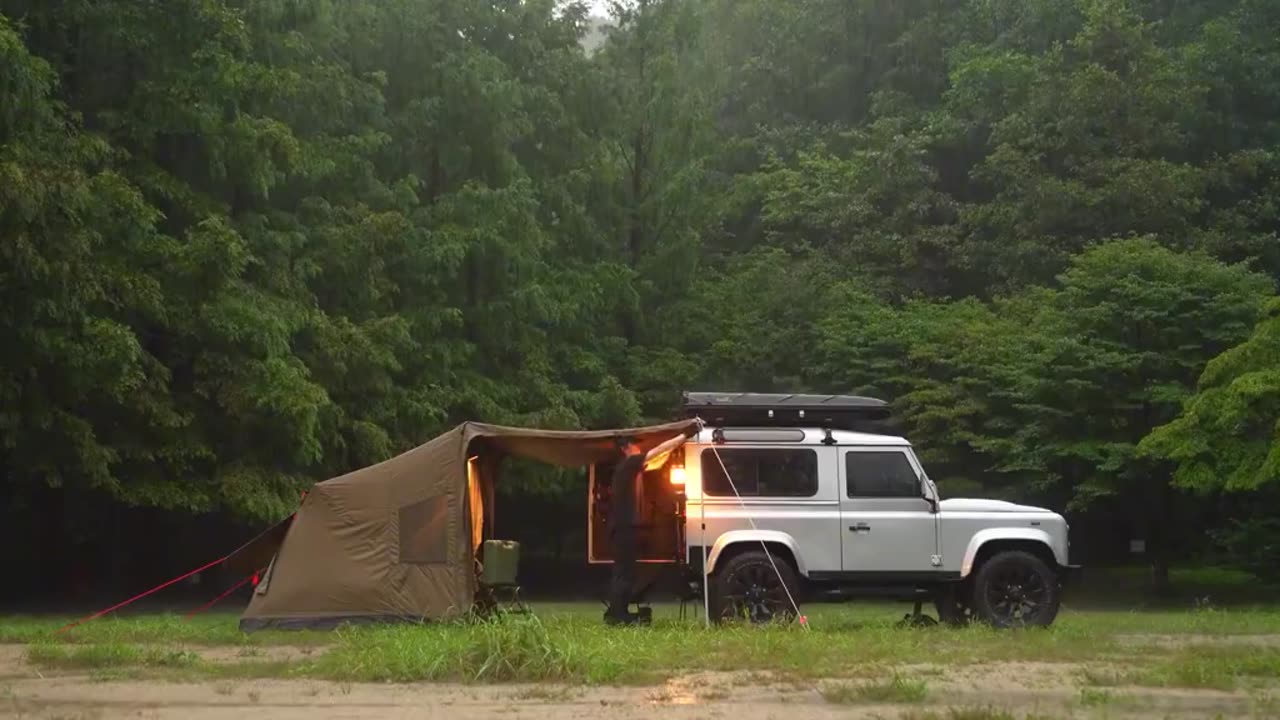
[[1147, 473, 1173, 596], [1150, 557, 1170, 595]]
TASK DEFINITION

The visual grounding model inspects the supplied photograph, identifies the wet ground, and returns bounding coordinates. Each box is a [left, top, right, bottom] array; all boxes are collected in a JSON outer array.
[[1, 643, 1269, 719]]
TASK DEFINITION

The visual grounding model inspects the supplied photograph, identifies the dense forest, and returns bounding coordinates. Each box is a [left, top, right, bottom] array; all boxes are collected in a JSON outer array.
[[2, 0, 1278, 600]]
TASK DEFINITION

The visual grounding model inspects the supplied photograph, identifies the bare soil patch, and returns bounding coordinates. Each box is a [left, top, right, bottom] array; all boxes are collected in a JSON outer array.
[[195, 644, 321, 664], [0, 646, 1267, 719], [1115, 632, 1280, 649], [0, 645, 28, 678]]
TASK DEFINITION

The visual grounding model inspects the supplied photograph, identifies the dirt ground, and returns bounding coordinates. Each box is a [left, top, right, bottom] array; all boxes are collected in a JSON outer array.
[[0, 644, 1263, 720]]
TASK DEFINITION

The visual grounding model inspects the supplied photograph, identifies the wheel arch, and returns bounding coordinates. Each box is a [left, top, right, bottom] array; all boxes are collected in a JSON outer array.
[[706, 531, 805, 577], [961, 529, 1062, 578]]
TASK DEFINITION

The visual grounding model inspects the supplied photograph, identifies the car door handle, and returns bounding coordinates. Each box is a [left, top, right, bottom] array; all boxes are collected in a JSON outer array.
[[848, 523, 871, 533]]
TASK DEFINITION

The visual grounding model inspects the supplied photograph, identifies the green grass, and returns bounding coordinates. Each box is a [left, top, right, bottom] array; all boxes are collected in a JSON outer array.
[[1124, 646, 1280, 691], [27, 642, 200, 670], [1077, 687, 1115, 707], [11, 586, 1280, 646], [1076, 649, 1280, 693], [12, 586, 1280, 687], [0, 611, 330, 646], [822, 674, 929, 704]]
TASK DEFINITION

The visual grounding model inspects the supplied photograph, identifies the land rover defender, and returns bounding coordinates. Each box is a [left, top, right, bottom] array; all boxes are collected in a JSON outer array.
[[589, 392, 1078, 627]]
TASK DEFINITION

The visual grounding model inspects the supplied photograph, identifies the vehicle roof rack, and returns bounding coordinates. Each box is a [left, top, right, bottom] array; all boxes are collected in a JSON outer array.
[[680, 391, 892, 432]]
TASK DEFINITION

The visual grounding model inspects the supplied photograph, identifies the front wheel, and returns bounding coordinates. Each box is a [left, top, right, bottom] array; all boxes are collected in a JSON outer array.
[[970, 551, 1061, 628], [709, 550, 800, 624]]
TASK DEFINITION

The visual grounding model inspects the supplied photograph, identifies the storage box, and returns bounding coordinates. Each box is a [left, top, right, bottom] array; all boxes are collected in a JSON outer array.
[[482, 539, 520, 585]]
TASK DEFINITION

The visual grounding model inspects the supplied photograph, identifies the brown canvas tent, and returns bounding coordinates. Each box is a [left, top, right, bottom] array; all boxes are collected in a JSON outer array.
[[224, 420, 698, 630]]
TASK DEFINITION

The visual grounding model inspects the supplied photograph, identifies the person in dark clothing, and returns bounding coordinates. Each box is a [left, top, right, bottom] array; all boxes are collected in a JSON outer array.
[[604, 440, 646, 625]]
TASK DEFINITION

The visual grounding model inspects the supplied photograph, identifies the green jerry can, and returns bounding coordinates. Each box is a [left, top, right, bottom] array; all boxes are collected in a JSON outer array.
[[482, 539, 520, 586]]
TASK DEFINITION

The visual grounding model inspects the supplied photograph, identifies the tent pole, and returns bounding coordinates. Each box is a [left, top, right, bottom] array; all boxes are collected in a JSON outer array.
[[700, 497, 709, 628], [693, 417, 710, 628]]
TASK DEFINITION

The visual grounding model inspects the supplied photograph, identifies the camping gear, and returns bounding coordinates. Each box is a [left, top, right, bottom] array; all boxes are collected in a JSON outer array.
[[681, 391, 890, 430], [481, 539, 520, 586], [223, 420, 697, 631], [476, 539, 527, 616]]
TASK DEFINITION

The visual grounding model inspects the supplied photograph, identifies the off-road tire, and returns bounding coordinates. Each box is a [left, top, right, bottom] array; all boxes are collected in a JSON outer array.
[[709, 550, 800, 624], [970, 550, 1060, 628]]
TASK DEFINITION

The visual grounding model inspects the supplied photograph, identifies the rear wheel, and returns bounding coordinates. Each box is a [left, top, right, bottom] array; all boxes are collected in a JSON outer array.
[[970, 551, 1060, 628], [710, 550, 800, 624]]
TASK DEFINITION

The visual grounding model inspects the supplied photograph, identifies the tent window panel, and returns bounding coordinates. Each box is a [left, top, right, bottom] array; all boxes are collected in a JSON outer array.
[[399, 496, 450, 564]]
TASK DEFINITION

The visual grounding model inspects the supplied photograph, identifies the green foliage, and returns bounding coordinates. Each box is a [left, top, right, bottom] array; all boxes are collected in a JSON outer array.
[[3, 0, 1280, 578], [1142, 299, 1280, 492], [1008, 239, 1272, 506], [1209, 516, 1280, 583], [814, 239, 1273, 569], [0, 0, 650, 524]]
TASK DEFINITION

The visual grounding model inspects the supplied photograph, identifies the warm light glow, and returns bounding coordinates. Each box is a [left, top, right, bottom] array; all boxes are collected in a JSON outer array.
[[670, 466, 686, 486]]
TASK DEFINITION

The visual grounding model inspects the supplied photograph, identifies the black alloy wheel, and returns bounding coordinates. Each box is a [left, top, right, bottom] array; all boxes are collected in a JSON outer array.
[[985, 564, 1048, 621], [971, 550, 1061, 628], [712, 550, 799, 624]]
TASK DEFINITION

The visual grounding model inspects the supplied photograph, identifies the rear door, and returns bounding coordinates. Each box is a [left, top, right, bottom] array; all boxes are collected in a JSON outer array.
[[839, 447, 938, 574], [692, 444, 843, 574]]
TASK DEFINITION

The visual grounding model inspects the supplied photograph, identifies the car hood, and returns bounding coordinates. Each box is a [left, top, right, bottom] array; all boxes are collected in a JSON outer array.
[[938, 498, 1053, 514]]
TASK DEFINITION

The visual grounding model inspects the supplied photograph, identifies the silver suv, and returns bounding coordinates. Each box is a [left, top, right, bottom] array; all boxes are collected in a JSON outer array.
[[679, 392, 1077, 627]]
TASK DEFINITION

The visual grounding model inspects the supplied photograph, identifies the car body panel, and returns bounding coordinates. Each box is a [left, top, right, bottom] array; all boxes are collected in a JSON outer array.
[[682, 427, 1071, 583]]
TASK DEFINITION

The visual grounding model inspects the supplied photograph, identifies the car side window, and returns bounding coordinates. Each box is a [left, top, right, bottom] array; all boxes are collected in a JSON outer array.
[[846, 451, 920, 498], [701, 448, 817, 498]]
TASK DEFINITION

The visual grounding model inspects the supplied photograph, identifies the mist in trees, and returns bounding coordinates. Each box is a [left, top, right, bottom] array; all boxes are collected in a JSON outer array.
[[2, 0, 1278, 592]]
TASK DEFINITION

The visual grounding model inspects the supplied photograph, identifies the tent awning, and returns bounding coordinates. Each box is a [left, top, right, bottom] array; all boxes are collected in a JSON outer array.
[[222, 419, 699, 577], [462, 419, 698, 467], [224, 513, 294, 576]]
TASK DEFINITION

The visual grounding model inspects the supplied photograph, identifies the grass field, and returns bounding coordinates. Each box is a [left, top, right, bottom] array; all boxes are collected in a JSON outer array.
[[5, 568, 1280, 718], [8, 598, 1280, 686]]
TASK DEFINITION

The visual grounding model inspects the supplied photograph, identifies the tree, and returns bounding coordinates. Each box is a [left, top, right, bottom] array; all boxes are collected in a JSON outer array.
[[1140, 298, 1280, 580], [1003, 239, 1272, 588], [9, 0, 1280, 594], [1141, 298, 1280, 493], [0, 14, 177, 508], [595, 0, 718, 349], [815, 290, 1054, 500]]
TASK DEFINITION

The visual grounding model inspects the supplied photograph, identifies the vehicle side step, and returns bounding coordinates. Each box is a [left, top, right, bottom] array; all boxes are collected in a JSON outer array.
[[812, 585, 939, 602]]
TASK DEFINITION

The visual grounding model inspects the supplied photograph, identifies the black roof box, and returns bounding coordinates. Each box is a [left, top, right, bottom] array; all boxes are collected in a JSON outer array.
[[680, 391, 891, 430]]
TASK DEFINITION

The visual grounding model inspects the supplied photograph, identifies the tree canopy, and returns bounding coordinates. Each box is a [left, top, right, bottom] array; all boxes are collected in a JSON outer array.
[[2, 0, 1279, 586]]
